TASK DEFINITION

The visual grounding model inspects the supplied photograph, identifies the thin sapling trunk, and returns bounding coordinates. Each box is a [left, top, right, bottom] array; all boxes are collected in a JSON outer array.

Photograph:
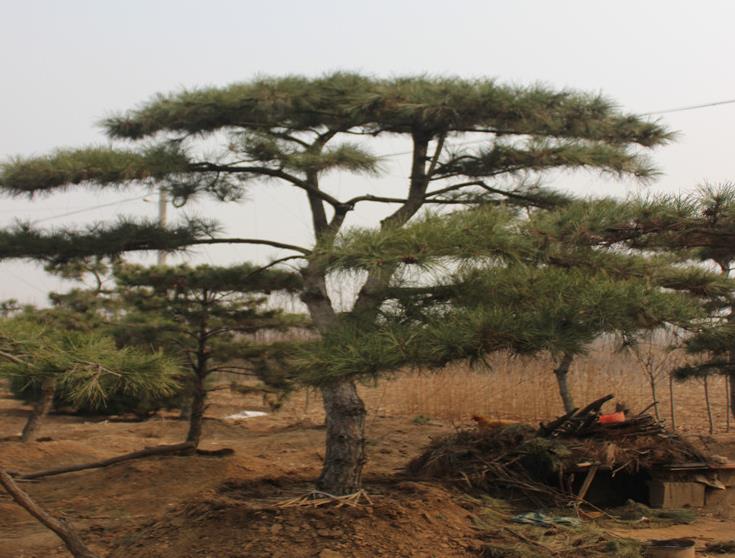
[[185, 373, 207, 447], [553, 352, 575, 413], [669, 371, 677, 431], [704, 375, 715, 435], [21, 377, 55, 442]]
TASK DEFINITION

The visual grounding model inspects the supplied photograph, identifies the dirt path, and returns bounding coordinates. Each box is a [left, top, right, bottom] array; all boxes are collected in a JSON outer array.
[[2, 389, 734, 557]]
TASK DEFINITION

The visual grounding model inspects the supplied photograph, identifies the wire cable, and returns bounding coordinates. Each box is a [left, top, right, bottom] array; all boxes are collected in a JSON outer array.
[[31, 194, 149, 224]]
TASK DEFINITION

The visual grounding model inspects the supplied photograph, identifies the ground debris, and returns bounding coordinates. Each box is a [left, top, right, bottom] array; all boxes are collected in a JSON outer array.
[[275, 489, 373, 508], [408, 395, 711, 506]]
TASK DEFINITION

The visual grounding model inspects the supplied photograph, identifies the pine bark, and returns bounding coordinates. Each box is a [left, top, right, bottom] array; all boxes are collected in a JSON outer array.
[[553, 353, 575, 414], [302, 263, 369, 495], [317, 379, 367, 495], [185, 374, 206, 447], [306, 132, 433, 495], [186, 298, 210, 448], [21, 377, 55, 442]]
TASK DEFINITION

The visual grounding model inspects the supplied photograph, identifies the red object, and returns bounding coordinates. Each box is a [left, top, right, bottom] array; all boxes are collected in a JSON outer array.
[[599, 411, 625, 424]]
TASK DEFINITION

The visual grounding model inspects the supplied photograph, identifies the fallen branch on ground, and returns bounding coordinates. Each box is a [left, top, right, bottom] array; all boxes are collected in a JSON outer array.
[[13, 441, 197, 480], [0, 469, 101, 558]]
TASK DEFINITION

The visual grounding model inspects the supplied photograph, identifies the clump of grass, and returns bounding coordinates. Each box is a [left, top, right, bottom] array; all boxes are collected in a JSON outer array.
[[471, 499, 643, 557], [611, 500, 697, 526], [704, 540, 735, 554]]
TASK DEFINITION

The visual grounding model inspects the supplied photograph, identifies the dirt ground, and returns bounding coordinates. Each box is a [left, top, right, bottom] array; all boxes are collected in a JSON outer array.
[[1, 387, 735, 558]]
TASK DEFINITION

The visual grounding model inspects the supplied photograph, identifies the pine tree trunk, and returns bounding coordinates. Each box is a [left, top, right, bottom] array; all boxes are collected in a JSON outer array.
[[553, 353, 575, 413], [21, 378, 55, 442], [317, 379, 366, 495], [185, 374, 206, 447]]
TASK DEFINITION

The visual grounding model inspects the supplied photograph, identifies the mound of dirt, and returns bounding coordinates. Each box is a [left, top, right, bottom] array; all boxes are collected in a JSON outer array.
[[109, 480, 484, 558]]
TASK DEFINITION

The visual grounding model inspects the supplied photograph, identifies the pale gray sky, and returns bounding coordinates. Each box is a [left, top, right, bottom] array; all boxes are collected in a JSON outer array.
[[2, 0, 735, 304]]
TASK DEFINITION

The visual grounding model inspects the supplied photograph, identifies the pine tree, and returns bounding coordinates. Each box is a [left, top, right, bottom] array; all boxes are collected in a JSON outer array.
[[0, 316, 178, 441], [112, 262, 304, 447], [301, 203, 717, 415], [0, 74, 673, 493], [621, 185, 735, 418]]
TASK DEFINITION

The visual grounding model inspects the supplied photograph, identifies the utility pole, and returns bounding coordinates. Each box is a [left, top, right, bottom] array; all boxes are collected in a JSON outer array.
[[157, 187, 168, 266]]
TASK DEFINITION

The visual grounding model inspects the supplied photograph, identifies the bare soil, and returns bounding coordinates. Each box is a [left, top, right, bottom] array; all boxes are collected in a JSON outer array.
[[1, 387, 735, 558]]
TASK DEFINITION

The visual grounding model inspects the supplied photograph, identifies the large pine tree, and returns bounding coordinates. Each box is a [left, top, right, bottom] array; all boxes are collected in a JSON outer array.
[[0, 74, 675, 493]]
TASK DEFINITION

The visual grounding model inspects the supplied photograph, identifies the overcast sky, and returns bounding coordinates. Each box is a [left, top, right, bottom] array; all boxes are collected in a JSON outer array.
[[2, 0, 735, 305]]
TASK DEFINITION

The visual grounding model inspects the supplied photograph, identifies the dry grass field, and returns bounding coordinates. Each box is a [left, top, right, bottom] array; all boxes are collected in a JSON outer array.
[[349, 339, 732, 435]]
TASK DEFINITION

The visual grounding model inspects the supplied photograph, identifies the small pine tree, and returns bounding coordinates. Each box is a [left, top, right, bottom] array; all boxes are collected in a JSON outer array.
[[0, 317, 179, 441], [112, 262, 304, 447]]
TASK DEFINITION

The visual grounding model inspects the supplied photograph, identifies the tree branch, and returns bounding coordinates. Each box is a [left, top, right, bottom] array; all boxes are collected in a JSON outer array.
[[190, 162, 343, 208], [189, 237, 311, 254], [0, 469, 101, 558]]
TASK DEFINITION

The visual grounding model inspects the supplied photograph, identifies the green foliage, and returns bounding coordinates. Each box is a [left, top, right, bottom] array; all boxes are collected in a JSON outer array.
[[293, 263, 700, 385], [113, 263, 307, 395], [0, 317, 179, 410], [0, 217, 218, 264], [103, 74, 671, 148], [0, 73, 683, 394], [320, 205, 531, 271], [0, 145, 189, 196]]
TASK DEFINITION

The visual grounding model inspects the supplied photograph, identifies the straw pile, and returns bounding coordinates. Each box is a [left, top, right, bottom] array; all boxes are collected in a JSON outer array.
[[407, 395, 709, 505]]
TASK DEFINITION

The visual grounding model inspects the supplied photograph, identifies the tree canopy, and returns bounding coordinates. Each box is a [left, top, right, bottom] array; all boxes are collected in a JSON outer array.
[[0, 73, 681, 493]]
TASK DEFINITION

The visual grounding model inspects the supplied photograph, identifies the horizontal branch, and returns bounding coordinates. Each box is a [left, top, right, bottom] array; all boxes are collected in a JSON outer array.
[[191, 162, 342, 208], [189, 237, 311, 254]]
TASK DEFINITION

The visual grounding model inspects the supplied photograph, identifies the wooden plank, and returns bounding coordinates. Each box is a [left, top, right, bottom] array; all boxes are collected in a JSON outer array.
[[577, 464, 599, 501]]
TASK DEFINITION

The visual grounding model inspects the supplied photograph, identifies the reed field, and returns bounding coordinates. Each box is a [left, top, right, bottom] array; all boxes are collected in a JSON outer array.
[[358, 349, 730, 434], [274, 336, 732, 436]]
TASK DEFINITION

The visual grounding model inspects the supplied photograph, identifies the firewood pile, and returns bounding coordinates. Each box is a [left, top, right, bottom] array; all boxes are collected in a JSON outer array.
[[408, 394, 710, 506], [538, 394, 665, 439]]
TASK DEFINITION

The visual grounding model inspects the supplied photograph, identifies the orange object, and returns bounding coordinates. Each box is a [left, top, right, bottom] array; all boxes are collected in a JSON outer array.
[[599, 411, 625, 424]]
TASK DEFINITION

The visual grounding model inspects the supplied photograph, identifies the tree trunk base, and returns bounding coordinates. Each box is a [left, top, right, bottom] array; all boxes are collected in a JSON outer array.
[[317, 380, 367, 496]]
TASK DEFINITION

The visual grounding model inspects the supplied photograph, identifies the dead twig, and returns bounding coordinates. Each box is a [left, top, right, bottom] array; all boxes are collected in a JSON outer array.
[[276, 489, 373, 509]]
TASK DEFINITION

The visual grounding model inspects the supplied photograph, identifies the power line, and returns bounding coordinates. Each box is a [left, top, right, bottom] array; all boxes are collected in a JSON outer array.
[[639, 98, 735, 116], [31, 194, 149, 224]]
